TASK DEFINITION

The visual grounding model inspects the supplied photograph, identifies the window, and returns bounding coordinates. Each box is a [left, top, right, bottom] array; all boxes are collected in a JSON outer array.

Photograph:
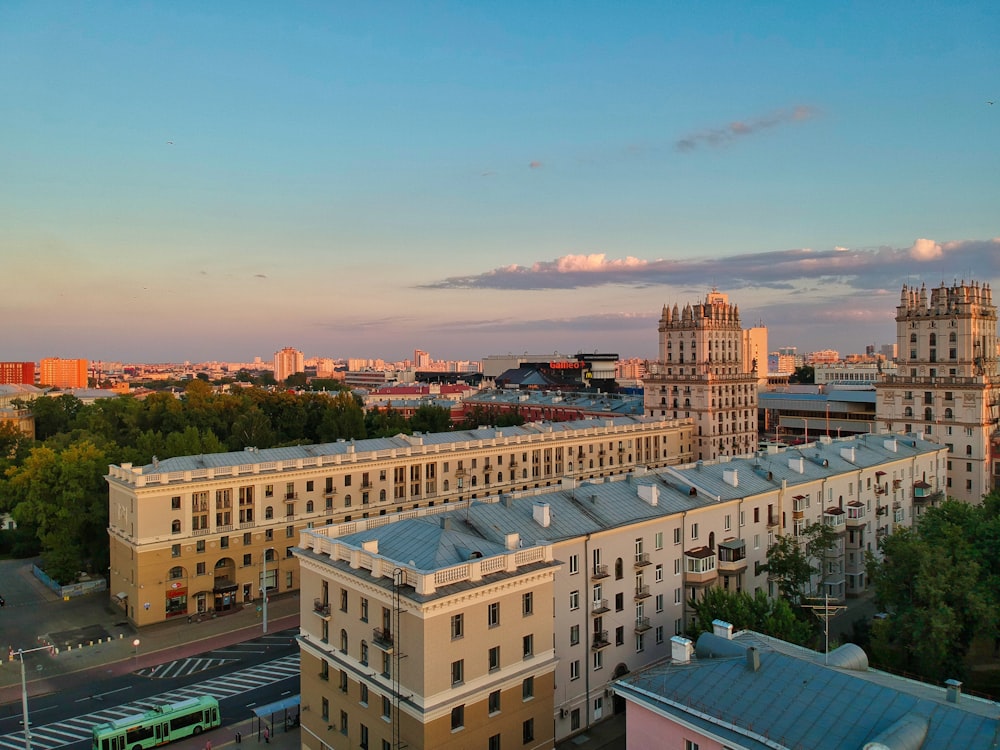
[[286, 525, 294, 538], [674, 587, 682, 604], [674, 558, 682, 575], [593, 650, 603, 670], [171, 496, 181, 510], [451, 659, 464, 685], [655, 593, 664, 612], [340, 711, 348, 735], [522, 592, 533, 616], [359, 684, 369, 705], [489, 690, 501, 714], [673, 528, 682, 544], [196, 562, 206, 575], [570, 659, 580, 680], [685, 741, 700, 750], [615, 626, 624, 646], [656, 626, 664, 644], [171, 520, 182, 534], [690, 523, 698, 539], [654, 531, 663, 549], [340, 589, 348, 612], [321, 697, 329, 721], [569, 554, 579, 574], [489, 645, 500, 671], [489, 734, 501, 750], [360, 641, 368, 666], [339, 670, 348, 692], [522, 719, 534, 744], [569, 590, 580, 610], [615, 592, 624, 611], [488, 602, 500, 627], [382, 696, 391, 720], [451, 613, 463, 639], [522, 634, 534, 658], [196, 540, 205, 553], [655, 564, 663, 582], [569, 624, 580, 646], [522, 676, 534, 700], [450, 705, 464, 731], [171, 544, 181, 558]]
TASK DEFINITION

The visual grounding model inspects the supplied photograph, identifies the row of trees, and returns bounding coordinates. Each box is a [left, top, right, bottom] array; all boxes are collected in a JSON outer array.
[[1, 384, 524, 583]]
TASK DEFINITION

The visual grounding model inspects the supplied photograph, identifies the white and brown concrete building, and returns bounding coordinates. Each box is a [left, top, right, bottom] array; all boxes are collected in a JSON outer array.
[[105, 415, 692, 626]]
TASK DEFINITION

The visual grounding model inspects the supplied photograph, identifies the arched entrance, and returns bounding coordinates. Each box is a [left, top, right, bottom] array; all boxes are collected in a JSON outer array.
[[612, 663, 630, 714]]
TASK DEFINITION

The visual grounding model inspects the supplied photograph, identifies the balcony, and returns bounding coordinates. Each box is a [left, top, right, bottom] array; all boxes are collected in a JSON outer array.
[[634, 552, 651, 568], [313, 599, 331, 619], [324, 488, 337, 498], [846, 502, 866, 526], [591, 630, 610, 650], [373, 628, 394, 652], [913, 483, 942, 504], [591, 599, 609, 614], [717, 539, 747, 573], [285, 492, 298, 501], [591, 564, 609, 580], [685, 546, 718, 585], [823, 508, 846, 532], [634, 585, 651, 600], [634, 617, 651, 633], [766, 514, 781, 529]]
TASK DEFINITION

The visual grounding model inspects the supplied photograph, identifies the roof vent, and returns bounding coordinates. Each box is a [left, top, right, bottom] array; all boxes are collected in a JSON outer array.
[[712, 619, 734, 639], [945, 678, 962, 703], [746, 646, 761, 672]]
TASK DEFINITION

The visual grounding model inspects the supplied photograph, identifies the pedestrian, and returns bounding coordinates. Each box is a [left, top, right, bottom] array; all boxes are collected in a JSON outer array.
[[235, 731, 242, 745], [263, 726, 269, 744], [205, 740, 212, 750]]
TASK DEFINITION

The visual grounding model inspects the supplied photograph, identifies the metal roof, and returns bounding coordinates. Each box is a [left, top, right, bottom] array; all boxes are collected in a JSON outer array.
[[614, 632, 1000, 749]]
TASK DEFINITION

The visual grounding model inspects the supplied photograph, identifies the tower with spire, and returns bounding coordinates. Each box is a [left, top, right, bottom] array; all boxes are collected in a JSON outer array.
[[643, 290, 759, 460], [875, 280, 999, 503]]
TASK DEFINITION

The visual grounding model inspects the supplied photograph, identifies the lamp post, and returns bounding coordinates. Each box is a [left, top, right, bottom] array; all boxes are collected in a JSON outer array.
[[16, 644, 58, 750], [132, 638, 141, 667]]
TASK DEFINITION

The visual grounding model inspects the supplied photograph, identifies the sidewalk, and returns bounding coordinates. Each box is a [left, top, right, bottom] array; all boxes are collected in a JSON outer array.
[[0, 591, 302, 705]]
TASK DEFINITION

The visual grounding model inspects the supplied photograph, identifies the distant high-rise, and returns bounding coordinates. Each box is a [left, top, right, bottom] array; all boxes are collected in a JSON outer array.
[[413, 349, 431, 369], [273, 347, 304, 384], [39, 358, 87, 388], [643, 290, 758, 460], [875, 281, 999, 502], [0, 362, 34, 385]]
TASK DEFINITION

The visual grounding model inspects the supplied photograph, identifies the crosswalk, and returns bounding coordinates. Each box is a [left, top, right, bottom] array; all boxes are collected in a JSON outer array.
[[0, 654, 300, 750], [136, 657, 237, 679]]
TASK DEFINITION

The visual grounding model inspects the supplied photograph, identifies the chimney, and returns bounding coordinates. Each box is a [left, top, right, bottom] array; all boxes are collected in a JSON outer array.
[[712, 619, 734, 639], [670, 636, 693, 664], [945, 678, 962, 703], [361, 539, 379, 554], [440, 518, 452, 531], [532, 501, 551, 528], [746, 646, 761, 672], [638, 484, 659, 506], [883, 438, 898, 453], [840, 446, 856, 462], [788, 456, 805, 474], [505, 532, 520, 550], [723, 468, 738, 487]]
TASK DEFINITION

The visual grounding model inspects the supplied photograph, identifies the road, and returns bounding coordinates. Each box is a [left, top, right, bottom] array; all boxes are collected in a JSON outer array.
[[0, 631, 300, 750]]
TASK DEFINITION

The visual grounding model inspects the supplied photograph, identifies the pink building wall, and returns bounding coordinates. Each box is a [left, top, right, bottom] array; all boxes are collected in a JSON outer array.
[[626, 702, 724, 750]]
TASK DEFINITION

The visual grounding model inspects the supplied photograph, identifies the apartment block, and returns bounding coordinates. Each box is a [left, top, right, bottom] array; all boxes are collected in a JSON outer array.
[[39, 357, 88, 388], [0, 362, 34, 385], [273, 347, 305, 384], [876, 281, 1000, 502], [105, 415, 692, 626], [293, 433, 945, 745]]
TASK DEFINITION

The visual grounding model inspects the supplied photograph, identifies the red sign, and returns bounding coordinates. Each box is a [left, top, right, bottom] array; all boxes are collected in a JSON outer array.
[[549, 361, 584, 369]]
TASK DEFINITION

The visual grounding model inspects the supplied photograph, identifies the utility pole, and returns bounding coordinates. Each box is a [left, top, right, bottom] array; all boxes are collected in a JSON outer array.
[[804, 594, 847, 664], [16, 644, 58, 750], [261, 547, 275, 634]]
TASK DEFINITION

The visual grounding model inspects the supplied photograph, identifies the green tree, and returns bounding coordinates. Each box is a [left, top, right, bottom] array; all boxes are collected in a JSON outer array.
[[410, 404, 452, 434], [688, 587, 814, 645], [789, 365, 815, 384]]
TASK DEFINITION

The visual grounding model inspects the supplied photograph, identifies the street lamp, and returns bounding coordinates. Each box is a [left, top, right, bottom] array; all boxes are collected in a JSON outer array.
[[132, 638, 141, 666], [16, 644, 57, 750]]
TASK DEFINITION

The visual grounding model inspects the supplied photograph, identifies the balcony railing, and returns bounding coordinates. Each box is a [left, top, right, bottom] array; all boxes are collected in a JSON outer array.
[[767, 515, 780, 528], [285, 492, 298, 500], [634, 617, 651, 633], [634, 552, 651, 567], [591, 630, 610, 650], [373, 628, 394, 651], [591, 599, 609, 614], [591, 564, 609, 580], [634, 585, 650, 600], [313, 599, 331, 618]]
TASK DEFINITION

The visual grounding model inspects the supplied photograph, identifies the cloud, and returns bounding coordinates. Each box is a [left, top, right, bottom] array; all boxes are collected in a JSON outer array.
[[422, 238, 1000, 293], [909, 238, 942, 260], [676, 105, 818, 152], [529, 160, 543, 169]]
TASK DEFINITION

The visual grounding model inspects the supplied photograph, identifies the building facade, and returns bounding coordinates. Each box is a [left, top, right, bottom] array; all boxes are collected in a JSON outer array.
[[293, 433, 945, 746], [875, 281, 1000, 502], [273, 347, 305, 384], [106, 416, 692, 626], [0, 362, 34, 385], [644, 291, 759, 460], [39, 357, 88, 388]]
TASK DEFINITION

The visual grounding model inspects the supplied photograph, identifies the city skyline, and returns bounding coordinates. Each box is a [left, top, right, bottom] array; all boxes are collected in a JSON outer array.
[[2, 3, 997, 363]]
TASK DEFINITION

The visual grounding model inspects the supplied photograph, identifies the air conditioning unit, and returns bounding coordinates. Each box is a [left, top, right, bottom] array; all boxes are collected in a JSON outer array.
[[559, 708, 567, 719]]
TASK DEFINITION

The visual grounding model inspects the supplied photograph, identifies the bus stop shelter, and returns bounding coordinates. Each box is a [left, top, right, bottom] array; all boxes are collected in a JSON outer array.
[[251, 695, 300, 739]]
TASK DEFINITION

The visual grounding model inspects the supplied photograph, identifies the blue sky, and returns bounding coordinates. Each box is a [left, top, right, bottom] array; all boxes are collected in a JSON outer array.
[[2, 2, 998, 363]]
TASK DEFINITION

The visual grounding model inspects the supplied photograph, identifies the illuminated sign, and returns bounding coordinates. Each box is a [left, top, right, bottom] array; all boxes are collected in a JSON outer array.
[[548, 361, 585, 369]]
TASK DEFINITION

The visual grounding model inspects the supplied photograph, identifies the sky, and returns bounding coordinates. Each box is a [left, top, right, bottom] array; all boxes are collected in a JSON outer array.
[[2, 2, 998, 364]]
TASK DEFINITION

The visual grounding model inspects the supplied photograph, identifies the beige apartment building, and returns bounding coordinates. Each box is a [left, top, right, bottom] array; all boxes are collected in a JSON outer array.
[[106, 415, 692, 625], [644, 290, 759, 460], [293, 432, 946, 746], [876, 281, 1000, 502]]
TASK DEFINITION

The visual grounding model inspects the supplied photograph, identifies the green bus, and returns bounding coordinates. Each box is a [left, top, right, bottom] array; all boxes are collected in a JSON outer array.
[[92, 696, 221, 750]]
